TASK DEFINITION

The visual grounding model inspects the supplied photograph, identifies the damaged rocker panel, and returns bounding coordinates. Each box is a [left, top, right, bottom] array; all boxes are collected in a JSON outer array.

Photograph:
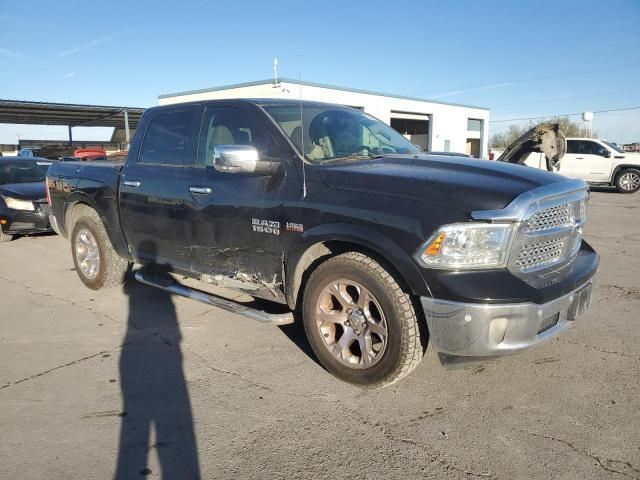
[[135, 270, 294, 325]]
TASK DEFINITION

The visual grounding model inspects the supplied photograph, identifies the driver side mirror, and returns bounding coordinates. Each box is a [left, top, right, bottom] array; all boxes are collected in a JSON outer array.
[[213, 145, 279, 175], [602, 149, 611, 158]]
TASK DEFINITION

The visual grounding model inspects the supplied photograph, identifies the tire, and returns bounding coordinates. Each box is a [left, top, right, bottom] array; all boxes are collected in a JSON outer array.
[[70, 207, 129, 290], [302, 251, 424, 388], [615, 168, 640, 193], [0, 227, 12, 243]]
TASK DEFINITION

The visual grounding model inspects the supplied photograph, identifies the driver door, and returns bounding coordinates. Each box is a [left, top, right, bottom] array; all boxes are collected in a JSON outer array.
[[187, 105, 291, 300]]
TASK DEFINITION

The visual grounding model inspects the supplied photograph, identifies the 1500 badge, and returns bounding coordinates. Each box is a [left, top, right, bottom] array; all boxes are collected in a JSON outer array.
[[252, 218, 280, 235]]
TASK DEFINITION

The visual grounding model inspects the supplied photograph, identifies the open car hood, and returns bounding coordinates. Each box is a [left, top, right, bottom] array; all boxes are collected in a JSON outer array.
[[497, 123, 566, 170]]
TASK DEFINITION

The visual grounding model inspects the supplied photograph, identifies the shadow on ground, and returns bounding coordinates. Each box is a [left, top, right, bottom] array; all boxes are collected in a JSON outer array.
[[277, 312, 320, 365], [589, 185, 617, 193], [115, 243, 200, 479]]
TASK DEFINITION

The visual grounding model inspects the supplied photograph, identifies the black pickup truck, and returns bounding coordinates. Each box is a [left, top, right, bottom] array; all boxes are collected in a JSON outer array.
[[47, 99, 599, 387]]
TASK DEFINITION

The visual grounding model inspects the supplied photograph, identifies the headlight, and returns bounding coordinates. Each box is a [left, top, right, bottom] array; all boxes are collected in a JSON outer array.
[[417, 223, 515, 269], [574, 197, 587, 224], [2, 196, 35, 211]]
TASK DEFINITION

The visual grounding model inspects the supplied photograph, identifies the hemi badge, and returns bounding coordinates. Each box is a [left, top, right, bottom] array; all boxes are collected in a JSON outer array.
[[286, 222, 304, 233]]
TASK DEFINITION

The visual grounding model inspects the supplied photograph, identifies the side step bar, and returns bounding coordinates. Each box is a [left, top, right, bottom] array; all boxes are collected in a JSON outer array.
[[134, 270, 295, 326]]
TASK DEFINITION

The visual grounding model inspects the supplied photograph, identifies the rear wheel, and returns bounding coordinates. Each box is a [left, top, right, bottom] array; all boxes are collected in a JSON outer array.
[[615, 169, 640, 193], [302, 252, 424, 388], [70, 207, 129, 289]]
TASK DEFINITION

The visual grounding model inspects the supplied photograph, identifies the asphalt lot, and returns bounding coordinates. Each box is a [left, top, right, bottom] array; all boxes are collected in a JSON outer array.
[[1, 189, 639, 480]]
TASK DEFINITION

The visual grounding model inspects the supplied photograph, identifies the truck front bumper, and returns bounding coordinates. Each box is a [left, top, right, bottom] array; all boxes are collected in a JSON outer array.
[[421, 279, 594, 367]]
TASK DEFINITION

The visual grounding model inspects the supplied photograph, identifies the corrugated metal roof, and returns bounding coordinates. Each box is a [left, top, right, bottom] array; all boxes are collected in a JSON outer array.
[[0, 99, 146, 127]]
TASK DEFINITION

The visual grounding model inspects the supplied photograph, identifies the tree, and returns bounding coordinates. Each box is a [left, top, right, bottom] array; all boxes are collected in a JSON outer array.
[[490, 117, 596, 148]]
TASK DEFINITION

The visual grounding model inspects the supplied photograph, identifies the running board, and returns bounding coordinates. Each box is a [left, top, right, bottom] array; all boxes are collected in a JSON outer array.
[[134, 270, 294, 326]]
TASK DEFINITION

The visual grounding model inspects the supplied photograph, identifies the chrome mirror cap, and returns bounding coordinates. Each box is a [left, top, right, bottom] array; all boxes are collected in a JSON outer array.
[[213, 145, 259, 173]]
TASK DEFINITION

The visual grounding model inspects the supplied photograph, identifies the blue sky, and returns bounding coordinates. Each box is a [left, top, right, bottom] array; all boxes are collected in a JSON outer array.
[[1, 0, 639, 144]]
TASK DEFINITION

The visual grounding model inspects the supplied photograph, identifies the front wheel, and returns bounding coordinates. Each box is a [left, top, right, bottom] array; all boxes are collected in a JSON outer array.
[[302, 252, 425, 388], [0, 230, 13, 242], [70, 207, 129, 290], [615, 168, 640, 193]]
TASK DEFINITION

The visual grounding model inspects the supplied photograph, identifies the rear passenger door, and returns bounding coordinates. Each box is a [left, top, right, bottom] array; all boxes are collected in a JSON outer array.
[[119, 105, 203, 269], [556, 139, 580, 176]]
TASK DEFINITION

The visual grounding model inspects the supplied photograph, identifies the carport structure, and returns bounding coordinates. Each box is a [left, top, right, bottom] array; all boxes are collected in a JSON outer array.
[[0, 99, 146, 149]]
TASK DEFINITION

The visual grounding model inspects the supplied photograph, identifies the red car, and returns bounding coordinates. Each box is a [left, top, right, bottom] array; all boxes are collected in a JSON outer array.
[[74, 148, 107, 161]]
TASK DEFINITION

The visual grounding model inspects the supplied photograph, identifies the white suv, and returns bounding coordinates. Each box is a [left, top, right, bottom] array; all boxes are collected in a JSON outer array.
[[522, 138, 640, 193]]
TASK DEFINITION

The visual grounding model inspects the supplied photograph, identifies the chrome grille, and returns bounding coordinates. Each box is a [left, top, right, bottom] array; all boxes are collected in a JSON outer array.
[[471, 179, 589, 279], [512, 197, 586, 275], [525, 204, 571, 232], [516, 237, 566, 271]]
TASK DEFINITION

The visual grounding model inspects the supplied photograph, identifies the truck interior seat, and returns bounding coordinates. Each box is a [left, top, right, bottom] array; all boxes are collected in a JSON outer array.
[[290, 126, 309, 156], [206, 125, 234, 166]]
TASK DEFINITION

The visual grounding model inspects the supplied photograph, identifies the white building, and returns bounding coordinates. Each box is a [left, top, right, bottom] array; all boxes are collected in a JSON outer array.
[[159, 78, 489, 158]]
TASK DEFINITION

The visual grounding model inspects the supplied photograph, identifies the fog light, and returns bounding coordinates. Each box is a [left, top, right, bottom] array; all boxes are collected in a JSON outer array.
[[0, 218, 6, 225], [489, 317, 509, 344], [537, 313, 559, 334]]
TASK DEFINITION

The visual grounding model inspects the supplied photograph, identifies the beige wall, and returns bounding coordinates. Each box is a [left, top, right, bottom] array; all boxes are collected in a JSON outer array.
[[159, 82, 490, 158], [0, 145, 18, 156]]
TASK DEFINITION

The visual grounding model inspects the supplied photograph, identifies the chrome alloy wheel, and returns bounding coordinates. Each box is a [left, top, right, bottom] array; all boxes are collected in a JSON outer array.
[[315, 280, 388, 369], [75, 228, 100, 280], [620, 172, 640, 191]]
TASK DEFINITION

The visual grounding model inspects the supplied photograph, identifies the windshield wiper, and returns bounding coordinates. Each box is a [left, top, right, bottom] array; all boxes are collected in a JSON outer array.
[[318, 153, 384, 165]]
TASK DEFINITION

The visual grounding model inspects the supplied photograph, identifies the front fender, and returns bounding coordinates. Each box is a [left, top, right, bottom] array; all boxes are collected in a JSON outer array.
[[285, 222, 432, 308]]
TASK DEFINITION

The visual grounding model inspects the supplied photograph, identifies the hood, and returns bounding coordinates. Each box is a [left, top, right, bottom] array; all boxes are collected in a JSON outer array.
[[497, 123, 566, 170], [0, 182, 46, 201], [319, 155, 566, 213]]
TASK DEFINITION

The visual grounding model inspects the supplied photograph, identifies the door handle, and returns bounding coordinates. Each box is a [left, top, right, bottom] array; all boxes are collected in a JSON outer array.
[[576, 157, 584, 160], [189, 186, 212, 194], [123, 180, 141, 187]]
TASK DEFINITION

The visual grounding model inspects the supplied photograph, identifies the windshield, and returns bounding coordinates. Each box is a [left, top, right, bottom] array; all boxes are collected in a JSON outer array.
[[602, 140, 625, 154], [263, 105, 420, 163], [0, 161, 49, 184]]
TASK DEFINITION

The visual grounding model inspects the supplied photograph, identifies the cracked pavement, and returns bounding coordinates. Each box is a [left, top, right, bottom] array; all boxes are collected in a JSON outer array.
[[1, 189, 639, 479]]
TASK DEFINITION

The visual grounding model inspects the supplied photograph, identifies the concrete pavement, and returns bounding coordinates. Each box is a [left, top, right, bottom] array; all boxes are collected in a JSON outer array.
[[1, 190, 639, 479]]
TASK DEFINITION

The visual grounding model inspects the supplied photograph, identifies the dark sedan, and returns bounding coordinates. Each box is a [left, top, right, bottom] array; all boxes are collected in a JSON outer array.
[[0, 157, 54, 242]]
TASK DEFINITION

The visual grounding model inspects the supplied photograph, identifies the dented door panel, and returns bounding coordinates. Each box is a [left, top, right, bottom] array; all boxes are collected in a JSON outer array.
[[188, 168, 287, 300], [187, 104, 295, 302]]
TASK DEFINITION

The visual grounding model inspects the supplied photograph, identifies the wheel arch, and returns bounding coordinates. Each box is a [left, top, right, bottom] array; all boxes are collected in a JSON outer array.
[[285, 223, 431, 310], [63, 193, 98, 236], [612, 164, 640, 183], [64, 195, 131, 260]]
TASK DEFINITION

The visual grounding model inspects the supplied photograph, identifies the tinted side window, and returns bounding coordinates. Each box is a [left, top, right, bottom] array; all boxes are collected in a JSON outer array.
[[566, 140, 580, 154], [139, 108, 198, 165], [579, 141, 594, 155], [199, 106, 277, 166]]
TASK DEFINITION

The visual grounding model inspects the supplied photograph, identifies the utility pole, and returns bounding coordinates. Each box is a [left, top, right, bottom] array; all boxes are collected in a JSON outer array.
[[124, 109, 130, 150], [273, 57, 278, 87]]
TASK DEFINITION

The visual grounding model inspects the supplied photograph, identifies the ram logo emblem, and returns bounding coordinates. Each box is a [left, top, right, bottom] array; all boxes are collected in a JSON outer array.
[[252, 218, 280, 235]]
